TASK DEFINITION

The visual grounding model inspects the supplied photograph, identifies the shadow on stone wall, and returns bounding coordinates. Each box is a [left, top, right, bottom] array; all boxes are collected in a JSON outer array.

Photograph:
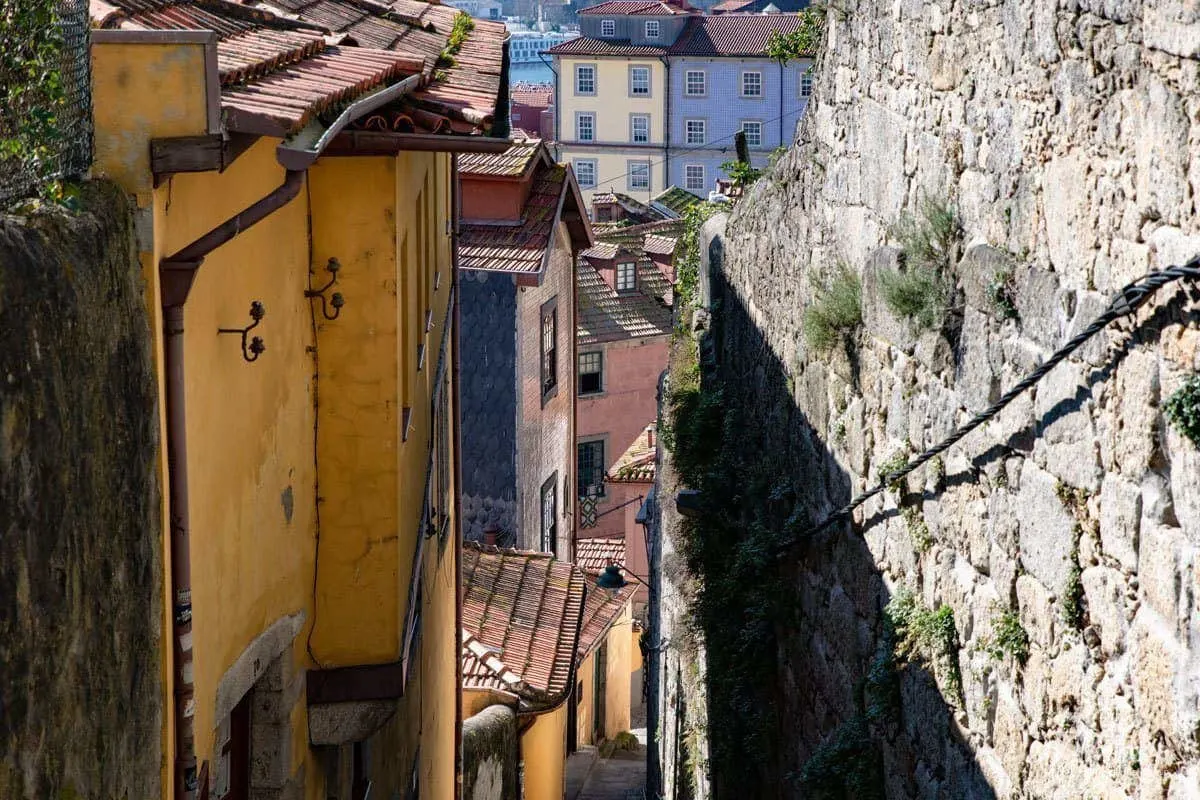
[[696, 262, 996, 800], [0, 182, 163, 798]]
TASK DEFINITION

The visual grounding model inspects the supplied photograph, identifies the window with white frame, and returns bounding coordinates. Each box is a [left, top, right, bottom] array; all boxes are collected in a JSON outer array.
[[628, 161, 650, 190], [575, 64, 596, 94], [741, 120, 762, 147], [630, 114, 650, 143], [601, 19, 615, 36], [540, 474, 558, 555], [576, 112, 595, 141], [645, 19, 660, 38], [616, 261, 637, 291], [800, 70, 813, 97], [630, 65, 650, 96], [741, 70, 763, 97], [578, 351, 603, 395], [684, 69, 706, 96], [574, 159, 597, 188], [684, 118, 705, 145], [684, 164, 704, 192]]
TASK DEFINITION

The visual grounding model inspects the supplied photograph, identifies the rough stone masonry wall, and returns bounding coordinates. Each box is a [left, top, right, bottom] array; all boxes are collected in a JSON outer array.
[[0, 182, 163, 798], [713, 1, 1200, 797], [462, 704, 520, 800]]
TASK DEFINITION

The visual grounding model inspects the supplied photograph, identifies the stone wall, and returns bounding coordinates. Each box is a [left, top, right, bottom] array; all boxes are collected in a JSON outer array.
[[702, 1, 1200, 797], [0, 182, 163, 798], [462, 704, 520, 800]]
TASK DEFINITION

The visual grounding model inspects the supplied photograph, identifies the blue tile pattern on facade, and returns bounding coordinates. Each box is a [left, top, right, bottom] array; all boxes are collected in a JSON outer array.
[[667, 56, 809, 190], [459, 270, 518, 542]]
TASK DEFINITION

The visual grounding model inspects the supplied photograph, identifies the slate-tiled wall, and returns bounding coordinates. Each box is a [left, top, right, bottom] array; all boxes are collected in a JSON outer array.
[[459, 269, 518, 543]]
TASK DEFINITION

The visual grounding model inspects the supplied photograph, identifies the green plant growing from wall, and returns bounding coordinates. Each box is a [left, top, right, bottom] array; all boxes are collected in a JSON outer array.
[[673, 201, 723, 321], [902, 506, 933, 553], [886, 591, 964, 705], [876, 448, 909, 488], [797, 716, 885, 800], [720, 159, 763, 187], [981, 608, 1030, 665], [1164, 375, 1200, 445], [881, 197, 961, 329], [987, 268, 1019, 320], [1062, 535, 1085, 631], [804, 264, 862, 352]]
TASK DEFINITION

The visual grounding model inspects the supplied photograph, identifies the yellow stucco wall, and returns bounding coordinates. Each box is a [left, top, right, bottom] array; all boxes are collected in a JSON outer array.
[[576, 650, 596, 747], [558, 146, 663, 206], [93, 37, 461, 800], [523, 705, 568, 800], [604, 604, 633, 738]]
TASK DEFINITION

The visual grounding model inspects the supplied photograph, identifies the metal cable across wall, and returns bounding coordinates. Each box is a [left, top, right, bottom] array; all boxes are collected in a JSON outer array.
[[0, 0, 93, 205], [775, 254, 1200, 554]]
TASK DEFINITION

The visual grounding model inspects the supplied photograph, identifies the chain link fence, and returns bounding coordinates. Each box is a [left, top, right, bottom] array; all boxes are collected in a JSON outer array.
[[0, 0, 93, 205]]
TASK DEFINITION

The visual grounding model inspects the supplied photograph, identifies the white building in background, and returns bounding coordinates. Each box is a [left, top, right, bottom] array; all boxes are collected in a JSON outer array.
[[445, 0, 504, 19], [508, 29, 578, 63]]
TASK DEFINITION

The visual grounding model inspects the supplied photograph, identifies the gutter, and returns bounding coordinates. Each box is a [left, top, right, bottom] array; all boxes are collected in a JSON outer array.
[[659, 55, 671, 191], [161, 70, 416, 798], [452, 152, 465, 800], [277, 74, 423, 170]]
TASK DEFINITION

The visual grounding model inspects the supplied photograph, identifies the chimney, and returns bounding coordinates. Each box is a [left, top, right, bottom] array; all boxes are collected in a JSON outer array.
[[483, 522, 499, 547], [646, 426, 655, 448]]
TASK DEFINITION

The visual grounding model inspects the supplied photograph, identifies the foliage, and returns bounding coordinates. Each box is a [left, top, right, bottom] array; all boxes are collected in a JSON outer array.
[[673, 201, 723, 318], [1062, 541, 1085, 631], [764, 9, 825, 65], [886, 592, 964, 705], [437, 13, 475, 68], [0, 0, 76, 205], [1164, 375, 1200, 445], [881, 197, 961, 329], [600, 731, 641, 756], [982, 609, 1030, 665], [798, 716, 884, 800], [803, 264, 862, 351], [902, 507, 933, 553], [767, 145, 789, 169], [987, 268, 1019, 320], [875, 449, 909, 487], [720, 159, 763, 187]]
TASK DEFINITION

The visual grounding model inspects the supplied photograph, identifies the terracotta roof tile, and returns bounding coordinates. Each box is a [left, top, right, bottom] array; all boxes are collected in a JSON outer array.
[[577, 578, 634, 661], [669, 13, 818, 57], [608, 423, 656, 483], [575, 537, 625, 573], [642, 234, 678, 256], [545, 36, 667, 56], [461, 544, 587, 706], [577, 258, 672, 345], [580, 242, 620, 261], [459, 138, 546, 177], [459, 162, 570, 274], [579, 0, 694, 14]]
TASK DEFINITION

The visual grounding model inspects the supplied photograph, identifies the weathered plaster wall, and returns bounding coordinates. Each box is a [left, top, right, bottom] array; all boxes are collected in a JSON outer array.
[[702, 1, 1200, 797], [462, 704, 520, 800], [0, 181, 162, 798]]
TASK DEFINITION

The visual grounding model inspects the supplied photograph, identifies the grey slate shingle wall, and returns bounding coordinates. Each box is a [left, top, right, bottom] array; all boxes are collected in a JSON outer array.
[[459, 269, 518, 543]]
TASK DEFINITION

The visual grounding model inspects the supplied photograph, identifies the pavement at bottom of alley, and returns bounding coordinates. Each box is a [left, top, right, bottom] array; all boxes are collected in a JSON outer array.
[[564, 727, 647, 800]]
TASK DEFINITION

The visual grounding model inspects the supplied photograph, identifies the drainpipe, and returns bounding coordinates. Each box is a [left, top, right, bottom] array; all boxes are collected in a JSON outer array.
[[659, 55, 671, 191], [778, 60, 784, 150], [452, 152, 465, 800], [160, 167, 305, 799]]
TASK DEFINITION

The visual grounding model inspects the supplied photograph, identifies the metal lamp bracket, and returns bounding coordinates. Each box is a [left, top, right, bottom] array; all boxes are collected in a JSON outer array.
[[217, 301, 266, 362], [306, 257, 345, 321]]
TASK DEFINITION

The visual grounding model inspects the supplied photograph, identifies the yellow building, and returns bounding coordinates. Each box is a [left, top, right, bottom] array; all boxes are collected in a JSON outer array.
[[89, 1, 505, 797], [460, 545, 634, 800]]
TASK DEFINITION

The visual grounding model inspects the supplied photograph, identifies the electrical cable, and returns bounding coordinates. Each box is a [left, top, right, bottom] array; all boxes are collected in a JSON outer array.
[[773, 254, 1200, 554]]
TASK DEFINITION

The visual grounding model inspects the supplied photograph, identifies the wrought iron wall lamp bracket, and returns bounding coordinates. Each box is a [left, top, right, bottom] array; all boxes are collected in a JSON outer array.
[[217, 300, 266, 362], [306, 257, 345, 320]]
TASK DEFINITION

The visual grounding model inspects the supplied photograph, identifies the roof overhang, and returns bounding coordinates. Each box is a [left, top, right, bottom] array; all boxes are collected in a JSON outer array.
[[322, 130, 515, 156]]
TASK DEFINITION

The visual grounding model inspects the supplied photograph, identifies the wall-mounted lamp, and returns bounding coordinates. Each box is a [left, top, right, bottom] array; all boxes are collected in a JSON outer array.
[[305, 257, 345, 320], [218, 301, 266, 362], [596, 564, 627, 592]]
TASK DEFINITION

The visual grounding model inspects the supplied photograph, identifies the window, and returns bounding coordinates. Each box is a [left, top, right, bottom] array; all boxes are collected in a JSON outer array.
[[630, 65, 651, 96], [685, 118, 705, 145], [575, 64, 596, 95], [578, 351, 603, 395], [684, 164, 705, 192], [577, 112, 595, 142], [540, 298, 557, 401], [741, 120, 762, 147], [684, 69, 706, 96], [800, 70, 813, 97], [629, 161, 650, 190], [540, 474, 558, 555], [601, 19, 615, 36], [741, 70, 763, 97], [577, 440, 605, 497], [645, 20, 660, 38], [616, 261, 637, 291], [630, 114, 650, 143], [574, 159, 597, 188]]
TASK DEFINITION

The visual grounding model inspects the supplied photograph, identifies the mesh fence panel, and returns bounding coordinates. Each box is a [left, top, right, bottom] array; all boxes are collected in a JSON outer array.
[[0, 0, 93, 205]]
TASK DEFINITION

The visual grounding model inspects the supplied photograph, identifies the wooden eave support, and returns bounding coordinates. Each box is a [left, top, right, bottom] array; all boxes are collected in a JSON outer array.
[[306, 662, 406, 705], [323, 130, 514, 157], [150, 133, 260, 185]]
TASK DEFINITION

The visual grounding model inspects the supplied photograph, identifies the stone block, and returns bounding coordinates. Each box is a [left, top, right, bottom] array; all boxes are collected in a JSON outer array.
[[1099, 472, 1141, 571], [958, 243, 1014, 314], [1025, 741, 1127, 800], [1043, 154, 1095, 290], [861, 246, 918, 352], [1016, 574, 1057, 651], [1080, 566, 1129, 656], [1138, 523, 1187, 625], [991, 689, 1028, 786], [1111, 348, 1160, 479], [1129, 610, 1200, 743], [1016, 462, 1078, 595]]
